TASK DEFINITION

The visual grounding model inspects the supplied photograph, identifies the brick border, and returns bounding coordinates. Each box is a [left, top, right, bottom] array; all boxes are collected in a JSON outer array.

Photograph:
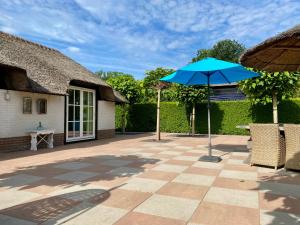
[[0, 133, 64, 152], [97, 129, 115, 139], [0, 129, 115, 152]]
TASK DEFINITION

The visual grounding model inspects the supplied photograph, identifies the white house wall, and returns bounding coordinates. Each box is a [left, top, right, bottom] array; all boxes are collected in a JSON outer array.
[[97, 101, 115, 130], [0, 89, 65, 138]]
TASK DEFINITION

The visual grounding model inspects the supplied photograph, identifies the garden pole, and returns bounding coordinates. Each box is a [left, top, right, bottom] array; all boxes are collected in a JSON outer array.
[[156, 88, 161, 141], [207, 75, 212, 157], [272, 93, 278, 123], [192, 104, 195, 136], [121, 104, 126, 133]]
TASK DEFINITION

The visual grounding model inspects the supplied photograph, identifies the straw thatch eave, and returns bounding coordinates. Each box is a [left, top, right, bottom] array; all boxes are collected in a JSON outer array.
[[0, 31, 127, 103], [240, 24, 300, 72]]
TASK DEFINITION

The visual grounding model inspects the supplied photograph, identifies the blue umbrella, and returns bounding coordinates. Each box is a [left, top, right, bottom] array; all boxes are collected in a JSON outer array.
[[160, 57, 259, 162]]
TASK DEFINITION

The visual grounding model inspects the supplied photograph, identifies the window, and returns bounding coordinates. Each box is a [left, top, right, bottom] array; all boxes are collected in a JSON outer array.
[[23, 97, 32, 114], [37, 99, 47, 114]]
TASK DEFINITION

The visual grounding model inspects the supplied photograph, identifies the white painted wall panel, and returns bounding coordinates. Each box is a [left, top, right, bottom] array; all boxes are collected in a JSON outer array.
[[97, 101, 115, 130], [0, 89, 65, 138]]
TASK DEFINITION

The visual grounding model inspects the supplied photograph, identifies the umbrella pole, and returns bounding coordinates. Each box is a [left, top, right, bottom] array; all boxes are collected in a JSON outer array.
[[198, 75, 221, 163], [207, 76, 212, 157]]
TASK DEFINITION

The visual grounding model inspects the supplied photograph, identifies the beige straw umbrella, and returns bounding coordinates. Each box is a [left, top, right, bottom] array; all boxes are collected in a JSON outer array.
[[240, 24, 300, 72]]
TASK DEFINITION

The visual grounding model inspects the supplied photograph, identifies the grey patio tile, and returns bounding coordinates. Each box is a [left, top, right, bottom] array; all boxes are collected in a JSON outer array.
[[0, 189, 40, 210], [160, 151, 182, 156], [192, 161, 223, 169], [53, 162, 92, 170], [227, 159, 247, 165], [173, 156, 199, 161], [152, 164, 188, 173], [0, 174, 43, 189], [260, 210, 300, 225], [120, 177, 167, 193], [54, 171, 98, 182], [101, 159, 133, 167], [44, 201, 127, 225], [106, 166, 143, 177], [204, 187, 259, 209], [134, 194, 199, 221], [219, 170, 257, 181], [173, 173, 215, 186], [174, 146, 192, 150], [231, 152, 250, 157], [49, 184, 107, 201], [0, 214, 37, 225], [63, 205, 127, 225]]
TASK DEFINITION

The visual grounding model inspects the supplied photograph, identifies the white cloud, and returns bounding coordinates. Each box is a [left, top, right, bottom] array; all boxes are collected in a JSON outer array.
[[67, 46, 80, 53], [1, 0, 300, 77]]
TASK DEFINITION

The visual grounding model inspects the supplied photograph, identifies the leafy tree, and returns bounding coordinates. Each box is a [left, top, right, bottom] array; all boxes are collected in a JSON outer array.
[[95, 71, 130, 81], [175, 85, 207, 134], [106, 75, 140, 104], [239, 71, 299, 123], [141, 67, 175, 102], [192, 39, 245, 63]]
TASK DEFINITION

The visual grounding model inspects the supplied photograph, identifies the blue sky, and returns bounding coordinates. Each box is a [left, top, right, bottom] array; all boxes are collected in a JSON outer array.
[[1, 0, 300, 79]]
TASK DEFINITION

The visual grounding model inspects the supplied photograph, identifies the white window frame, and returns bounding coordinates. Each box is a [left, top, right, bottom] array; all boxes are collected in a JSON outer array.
[[66, 86, 96, 142]]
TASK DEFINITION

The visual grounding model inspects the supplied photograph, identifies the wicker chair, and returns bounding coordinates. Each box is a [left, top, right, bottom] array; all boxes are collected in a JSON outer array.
[[250, 124, 285, 170], [284, 124, 300, 171]]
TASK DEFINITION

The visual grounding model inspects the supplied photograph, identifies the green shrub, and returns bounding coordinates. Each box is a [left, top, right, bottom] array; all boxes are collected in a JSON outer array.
[[116, 99, 300, 135]]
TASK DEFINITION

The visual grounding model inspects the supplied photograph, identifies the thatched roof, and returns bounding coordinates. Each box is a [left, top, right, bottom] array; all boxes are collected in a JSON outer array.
[[113, 90, 129, 103], [0, 31, 127, 103], [240, 24, 300, 72]]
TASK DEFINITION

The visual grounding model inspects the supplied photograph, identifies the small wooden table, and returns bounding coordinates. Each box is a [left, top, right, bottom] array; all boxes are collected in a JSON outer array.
[[28, 129, 55, 151]]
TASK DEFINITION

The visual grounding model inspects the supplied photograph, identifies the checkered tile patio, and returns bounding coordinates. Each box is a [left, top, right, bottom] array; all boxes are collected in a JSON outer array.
[[0, 133, 299, 225]]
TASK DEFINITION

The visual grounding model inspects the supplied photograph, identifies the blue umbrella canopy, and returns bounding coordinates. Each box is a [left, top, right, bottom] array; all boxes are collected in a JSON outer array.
[[160, 57, 258, 85], [160, 57, 259, 162]]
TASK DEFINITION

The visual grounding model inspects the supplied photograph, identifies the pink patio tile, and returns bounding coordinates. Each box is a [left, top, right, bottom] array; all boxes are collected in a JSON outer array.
[[157, 182, 208, 200], [91, 189, 151, 210], [114, 212, 186, 225], [184, 167, 220, 176], [223, 164, 258, 172], [212, 177, 259, 191], [190, 202, 260, 225], [165, 159, 195, 166], [137, 170, 178, 181]]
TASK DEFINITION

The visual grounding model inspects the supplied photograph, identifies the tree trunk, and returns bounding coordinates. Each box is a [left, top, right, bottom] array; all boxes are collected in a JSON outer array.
[[121, 104, 126, 133], [272, 93, 278, 124], [156, 89, 161, 141], [192, 104, 195, 135]]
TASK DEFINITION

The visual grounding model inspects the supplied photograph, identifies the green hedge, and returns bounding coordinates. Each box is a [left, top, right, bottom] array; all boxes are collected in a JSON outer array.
[[116, 99, 300, 135]]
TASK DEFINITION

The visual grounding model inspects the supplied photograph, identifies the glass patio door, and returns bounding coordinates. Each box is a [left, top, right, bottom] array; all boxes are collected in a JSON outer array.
[[66, 86, 95, 142]]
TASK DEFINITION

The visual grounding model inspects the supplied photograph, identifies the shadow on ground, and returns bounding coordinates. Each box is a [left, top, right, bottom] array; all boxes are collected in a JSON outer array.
[[253, 152, 300, 225], [0, 153, 159, 224]]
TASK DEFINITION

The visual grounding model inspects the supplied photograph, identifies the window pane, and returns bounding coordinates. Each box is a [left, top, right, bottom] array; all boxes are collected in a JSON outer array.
[[74, 122, 80, 137], [88, 92, 93, 106], [83, 91, 88, 106], [68, 106, 74, 121], [74, 90, 80, 105], [75, 106, 80, 121], [68, 90, 74, 104], [88, 121, 93, 134], [89, 107, 93, 121], [83, 122, 88, 136], [68, 122, 74, 138], [83, 106, 88, 121]]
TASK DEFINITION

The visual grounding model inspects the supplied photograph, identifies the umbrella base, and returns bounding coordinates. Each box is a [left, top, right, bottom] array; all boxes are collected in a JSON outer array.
[[199, 155, 222, 163]]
